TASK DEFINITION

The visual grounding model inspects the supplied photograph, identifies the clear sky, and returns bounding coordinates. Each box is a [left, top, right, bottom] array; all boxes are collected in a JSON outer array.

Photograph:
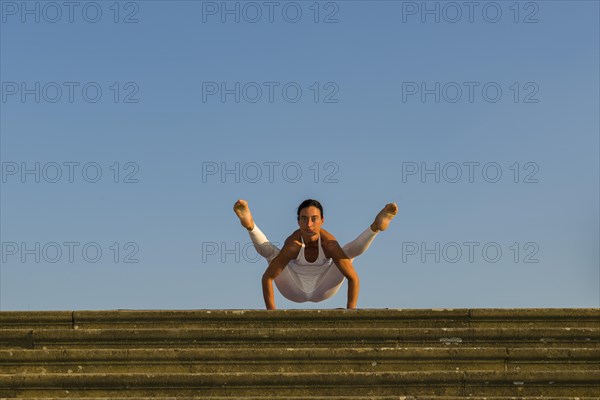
[[1, 0, 598, 310]]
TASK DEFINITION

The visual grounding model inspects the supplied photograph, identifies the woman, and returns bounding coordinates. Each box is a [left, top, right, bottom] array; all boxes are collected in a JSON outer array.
[[234, 198, 398, 309]]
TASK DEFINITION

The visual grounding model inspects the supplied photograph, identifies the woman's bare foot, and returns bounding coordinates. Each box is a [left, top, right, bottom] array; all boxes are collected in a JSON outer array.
[[370, 203, 398, 232], [233, 199, 255, 230]]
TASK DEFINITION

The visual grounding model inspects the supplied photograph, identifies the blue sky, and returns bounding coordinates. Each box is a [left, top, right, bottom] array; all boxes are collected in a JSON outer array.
[[1, 0, 598, 310]]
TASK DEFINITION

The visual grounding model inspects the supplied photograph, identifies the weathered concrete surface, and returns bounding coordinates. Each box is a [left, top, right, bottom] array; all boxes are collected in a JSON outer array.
[[1, 347, 598, 375], [3, 308, 598, 328], [0, 308, 598, 398], [2, 398, 598, 400]]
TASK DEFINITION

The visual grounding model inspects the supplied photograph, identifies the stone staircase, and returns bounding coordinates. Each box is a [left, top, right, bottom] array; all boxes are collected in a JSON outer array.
[[0, 308, 598, 399]]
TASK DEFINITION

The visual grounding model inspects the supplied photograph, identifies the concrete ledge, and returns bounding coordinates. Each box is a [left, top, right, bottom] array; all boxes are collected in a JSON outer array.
[[1, 309, 598, 398], [1, 371, 599, 397], [2, 308, 599, 329], [1, 347, 598, 363], [3, 398, 599, 400], [2, 370, 599, 386], [1, 348, 597, 374], [0, 311, 73, 329], [1, 327, 598, 349]]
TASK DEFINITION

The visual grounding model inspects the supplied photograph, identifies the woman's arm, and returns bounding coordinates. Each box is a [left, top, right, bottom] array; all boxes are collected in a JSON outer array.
[[261, 241, 300, 310], [322, 240, 360, 309]]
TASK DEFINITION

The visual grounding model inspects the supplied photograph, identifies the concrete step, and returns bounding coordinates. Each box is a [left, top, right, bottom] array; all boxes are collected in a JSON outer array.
[[4, 398, 599, 400], [2, 309, 599, 330], [1, 347, 598, 374], [1, 309, 598, 398], [1, 371, 599, 397], [2, 327, 598, 350]]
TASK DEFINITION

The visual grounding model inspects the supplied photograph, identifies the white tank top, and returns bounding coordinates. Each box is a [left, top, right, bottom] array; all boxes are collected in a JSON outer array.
[[287, 234, 335, 294]]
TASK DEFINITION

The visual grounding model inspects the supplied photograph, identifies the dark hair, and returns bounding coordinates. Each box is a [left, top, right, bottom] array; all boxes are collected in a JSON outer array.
[[297, 199, 323, 220]]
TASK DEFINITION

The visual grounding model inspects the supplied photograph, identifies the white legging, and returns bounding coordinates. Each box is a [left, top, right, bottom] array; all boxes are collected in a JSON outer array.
[[248, 225, 377, 303]]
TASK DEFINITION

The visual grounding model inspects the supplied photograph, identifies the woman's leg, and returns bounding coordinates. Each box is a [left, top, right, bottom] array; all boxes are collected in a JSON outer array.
[[274, 268, 310, 303], [247, 224, 280, 263], [342, 227, 378, 259], [341, 202, 397, 258], [307, 264, 345, 302]]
